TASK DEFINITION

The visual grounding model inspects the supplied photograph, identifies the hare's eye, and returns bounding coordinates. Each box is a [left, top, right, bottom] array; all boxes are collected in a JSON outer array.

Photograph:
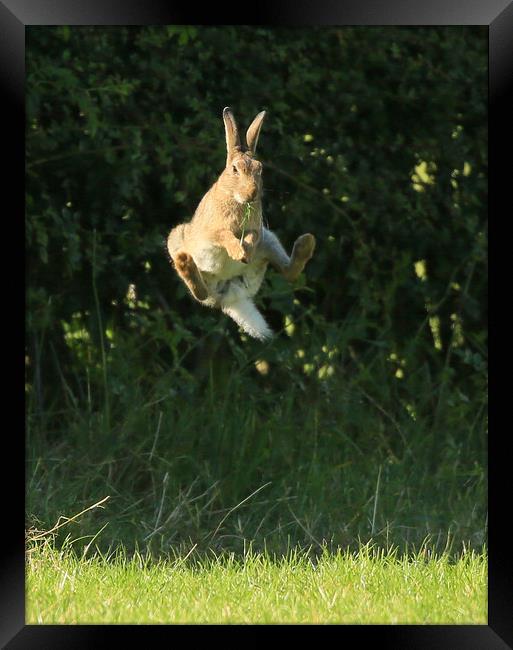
[[232, 165, 238, 175]]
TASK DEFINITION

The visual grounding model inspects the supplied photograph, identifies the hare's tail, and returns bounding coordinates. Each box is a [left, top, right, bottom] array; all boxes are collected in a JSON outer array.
[[222, 297, 273, 341]]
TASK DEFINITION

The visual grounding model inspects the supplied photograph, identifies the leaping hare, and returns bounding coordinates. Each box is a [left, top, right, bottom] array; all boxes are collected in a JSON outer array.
[[167, 107, 315, 340]]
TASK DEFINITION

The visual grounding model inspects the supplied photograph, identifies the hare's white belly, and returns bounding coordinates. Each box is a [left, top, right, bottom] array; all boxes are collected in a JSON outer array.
[[190, 240, 243, 277], [206, 259, 267, 301], [185, 237, 272, 339]]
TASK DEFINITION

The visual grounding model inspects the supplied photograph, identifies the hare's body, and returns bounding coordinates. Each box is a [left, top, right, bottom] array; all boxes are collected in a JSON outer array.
[[167, 108, 315, 340]]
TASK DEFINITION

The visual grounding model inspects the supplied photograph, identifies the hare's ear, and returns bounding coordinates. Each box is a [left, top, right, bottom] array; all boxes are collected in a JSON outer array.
[[246, 111, 266, 155], [223, 107, 241, 164]]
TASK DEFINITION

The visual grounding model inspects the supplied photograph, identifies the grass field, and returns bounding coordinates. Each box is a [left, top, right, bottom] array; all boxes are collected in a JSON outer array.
[[26, 320, 488, 557], [26, 325, 488, 624], [26, 278, 488, 624], [26, 539, 487, 625]]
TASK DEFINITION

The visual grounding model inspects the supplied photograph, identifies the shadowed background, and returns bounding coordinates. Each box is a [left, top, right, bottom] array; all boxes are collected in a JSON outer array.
[[26, 25, 487, 556]]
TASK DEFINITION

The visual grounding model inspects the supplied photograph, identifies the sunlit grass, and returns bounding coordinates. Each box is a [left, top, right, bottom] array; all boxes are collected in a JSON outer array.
[[26, 540, 487, 625]]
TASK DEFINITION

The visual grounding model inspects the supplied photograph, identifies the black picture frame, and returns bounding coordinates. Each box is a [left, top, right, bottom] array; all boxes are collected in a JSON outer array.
[[4, 1, 508, 647]]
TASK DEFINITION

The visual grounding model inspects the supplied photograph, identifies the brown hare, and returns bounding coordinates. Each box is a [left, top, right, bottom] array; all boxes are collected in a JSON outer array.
[[167, 107, 315, 340]]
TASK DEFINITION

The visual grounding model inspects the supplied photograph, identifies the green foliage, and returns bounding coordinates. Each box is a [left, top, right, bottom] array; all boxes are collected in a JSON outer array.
[[26, 26, 487, 555]]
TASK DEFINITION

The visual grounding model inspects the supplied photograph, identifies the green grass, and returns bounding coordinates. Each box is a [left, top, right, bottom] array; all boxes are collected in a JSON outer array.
[[26, 540, 487, 624], [26, 302, 487, 626], [26, 315, 487, 558], [26, 289, 487, 631]]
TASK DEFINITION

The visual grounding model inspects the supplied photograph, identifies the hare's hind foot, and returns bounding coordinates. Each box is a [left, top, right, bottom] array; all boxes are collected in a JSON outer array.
[[283, 233, 316, 282], [173, 251, 209, 301]]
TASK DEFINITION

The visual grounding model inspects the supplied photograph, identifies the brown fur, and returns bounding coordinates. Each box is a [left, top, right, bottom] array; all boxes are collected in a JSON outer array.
[[166, 107, 315, 337]]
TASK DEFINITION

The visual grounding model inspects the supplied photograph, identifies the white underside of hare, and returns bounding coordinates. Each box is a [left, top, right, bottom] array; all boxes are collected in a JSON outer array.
[[188, 239, 272, 340], [189, 238, 243, 277]]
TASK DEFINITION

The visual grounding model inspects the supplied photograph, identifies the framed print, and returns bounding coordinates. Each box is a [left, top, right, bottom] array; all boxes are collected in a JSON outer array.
[[3, 0, 508, 647]]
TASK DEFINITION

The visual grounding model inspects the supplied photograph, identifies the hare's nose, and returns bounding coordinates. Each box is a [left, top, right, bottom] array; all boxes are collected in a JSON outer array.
[[248, 187, 257, 201]]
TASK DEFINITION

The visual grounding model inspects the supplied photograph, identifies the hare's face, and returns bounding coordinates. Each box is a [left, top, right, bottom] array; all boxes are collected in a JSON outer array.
[[223, 152, 263, 205]]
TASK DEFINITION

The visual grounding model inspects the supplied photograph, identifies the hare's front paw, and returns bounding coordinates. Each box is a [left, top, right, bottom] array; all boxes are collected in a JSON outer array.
[[241, 231, 258, 263], [226, 241, 247, 263]]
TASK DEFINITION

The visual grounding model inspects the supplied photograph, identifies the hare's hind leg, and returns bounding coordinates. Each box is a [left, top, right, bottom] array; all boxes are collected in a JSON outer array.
[[286, 234, 316, 281], [172, 251, 209, 301], [260, 229, 315, 282], [167, 224, 209, 301]]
